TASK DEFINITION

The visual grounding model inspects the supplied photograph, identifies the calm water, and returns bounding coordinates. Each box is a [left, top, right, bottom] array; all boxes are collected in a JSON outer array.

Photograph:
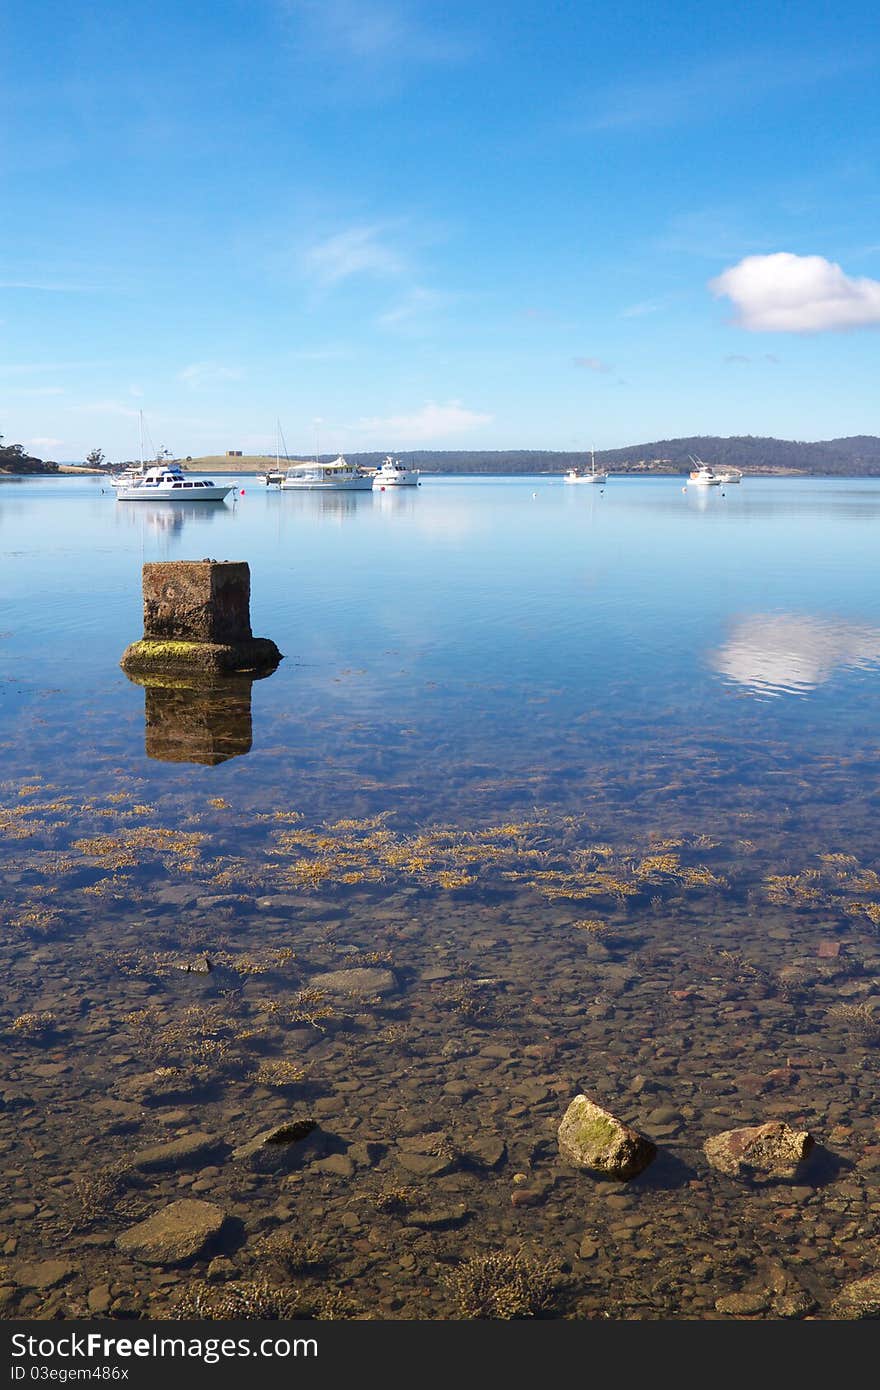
[[1, 473, 879, 1320]]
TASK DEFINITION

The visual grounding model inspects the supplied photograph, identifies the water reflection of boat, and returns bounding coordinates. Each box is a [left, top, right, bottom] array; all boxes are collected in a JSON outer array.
[[116, 501, 227, 532], [279, 489, 373, 521]]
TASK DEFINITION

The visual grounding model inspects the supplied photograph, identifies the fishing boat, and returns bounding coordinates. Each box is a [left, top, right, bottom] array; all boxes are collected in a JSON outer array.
[[564, 450, 607, 484], [115, 461, 232, 502], [687, 457, 720, 485], [372, 455, 420, 488], [281, 455, 372, 491]]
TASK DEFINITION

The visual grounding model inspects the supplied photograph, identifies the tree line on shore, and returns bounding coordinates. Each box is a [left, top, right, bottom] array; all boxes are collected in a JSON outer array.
[[5, 434, 880, 476]]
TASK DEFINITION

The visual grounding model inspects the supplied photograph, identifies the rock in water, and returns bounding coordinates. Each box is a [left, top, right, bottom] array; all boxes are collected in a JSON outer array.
[[115, 1199, 227, 1266], [831, 1273, 880, 1319], [231, 1118, 318, 1173], [703, 1121, 814, 1181], [557, 1095, 656, 1181], [308, 968, 397, 998]]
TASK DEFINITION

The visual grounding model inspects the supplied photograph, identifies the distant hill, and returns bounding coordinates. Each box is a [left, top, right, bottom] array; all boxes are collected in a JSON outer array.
[[339, 436, 880, 476]]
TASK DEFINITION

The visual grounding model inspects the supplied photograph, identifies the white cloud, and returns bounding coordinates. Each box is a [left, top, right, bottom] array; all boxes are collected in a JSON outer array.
[[354, 400, 492, 443], [573, 356, 611, 372], [710, 252, 880, 332], [178, 363, 243, 388], [302, 226, 405, 286]]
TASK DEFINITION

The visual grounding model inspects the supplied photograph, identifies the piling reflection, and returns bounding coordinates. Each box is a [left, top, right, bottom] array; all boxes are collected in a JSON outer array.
[[125, 672, 270, 764]]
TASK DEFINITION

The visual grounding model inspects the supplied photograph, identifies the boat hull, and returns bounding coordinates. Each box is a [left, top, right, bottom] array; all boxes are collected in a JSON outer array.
[[281, 478, 373, 491], [116, 485, 232, 501]]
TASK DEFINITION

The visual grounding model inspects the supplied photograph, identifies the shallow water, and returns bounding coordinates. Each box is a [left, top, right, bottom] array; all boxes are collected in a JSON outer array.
[[1, 473, 879, 1319]]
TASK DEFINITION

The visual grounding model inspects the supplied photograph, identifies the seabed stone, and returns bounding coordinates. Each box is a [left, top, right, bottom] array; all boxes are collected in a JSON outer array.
[[120, 560, 282, 677]]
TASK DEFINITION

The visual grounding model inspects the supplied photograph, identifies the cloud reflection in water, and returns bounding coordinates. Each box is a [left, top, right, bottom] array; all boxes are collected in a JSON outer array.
[[709, 613, 880, 696]]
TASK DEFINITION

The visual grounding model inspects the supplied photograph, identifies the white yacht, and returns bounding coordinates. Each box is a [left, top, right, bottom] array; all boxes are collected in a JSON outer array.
[[255, 469, 285, 487], [281, 455, 372, 491], [372, 455, 420, 488], [564, 451, 607, 484], [115, 461, 232, 502], [687, 457, 720, 486], [716, 467, 743, 484]]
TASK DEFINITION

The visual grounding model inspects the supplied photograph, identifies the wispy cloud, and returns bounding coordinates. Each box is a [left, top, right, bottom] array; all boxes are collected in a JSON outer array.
[[573, 356, 611, 373], [0, 280, 99, 293], [178, 362, 244, 388], [29, 436, 63, 449], [0, 361, 111, 374], [376, 285, 448, 330], [585, 50, 865, 133], [621, 299, 663, 318], [284, 0, 473, 65], [353, 400, 492, 443], [711, 252, 880, 332], [70, 400, 141, 418], [302, 225, 406, 287]]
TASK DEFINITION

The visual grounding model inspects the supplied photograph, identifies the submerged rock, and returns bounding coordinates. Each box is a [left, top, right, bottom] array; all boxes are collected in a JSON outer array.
[[115, 1200, 227, 1266], [703, 1121, 815, 1181], [15, 1260, 74, 1290], [831, 1273, 880, 1318], [308, 967, 397, 998], [557, 1095, 657, 1181], [124, 1132, 229, 1174], [231, 1118, 318, 1173]]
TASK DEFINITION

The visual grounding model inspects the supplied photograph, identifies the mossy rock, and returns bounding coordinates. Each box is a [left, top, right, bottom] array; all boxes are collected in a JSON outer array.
[[120, 637, 282, 676], [558, 1094, 656, 1181]]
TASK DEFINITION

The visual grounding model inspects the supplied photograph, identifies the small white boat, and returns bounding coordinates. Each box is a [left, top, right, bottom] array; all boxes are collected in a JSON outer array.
[[116, 461, 232, 502], [110, 463, 146, 490], [372, 454, 420, 488], [687, 456, 720, 485], [716, 467, 742, 484], [564, 450, 607, 484], [281, 455, 372, 491], [257, 422, 288, 486]]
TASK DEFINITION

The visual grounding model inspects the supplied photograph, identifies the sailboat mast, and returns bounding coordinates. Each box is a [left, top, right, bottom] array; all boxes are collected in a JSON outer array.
[[138, 411, 144, 473]]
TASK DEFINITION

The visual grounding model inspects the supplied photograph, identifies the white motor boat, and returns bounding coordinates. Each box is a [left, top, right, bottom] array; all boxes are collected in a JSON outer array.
[[115, 461, 232, 502], [564, 450, 607, 484], [716, 467, 743, 484], [372, 455, 420, 488], [109, 463, 146, 489], [281, 455, 373, 491], [255, 469, 285, 487], [687, 456, 720, 485]]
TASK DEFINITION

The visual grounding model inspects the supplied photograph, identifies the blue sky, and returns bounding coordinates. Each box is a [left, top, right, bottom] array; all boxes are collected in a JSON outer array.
[[2, 0, 879, 459]]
